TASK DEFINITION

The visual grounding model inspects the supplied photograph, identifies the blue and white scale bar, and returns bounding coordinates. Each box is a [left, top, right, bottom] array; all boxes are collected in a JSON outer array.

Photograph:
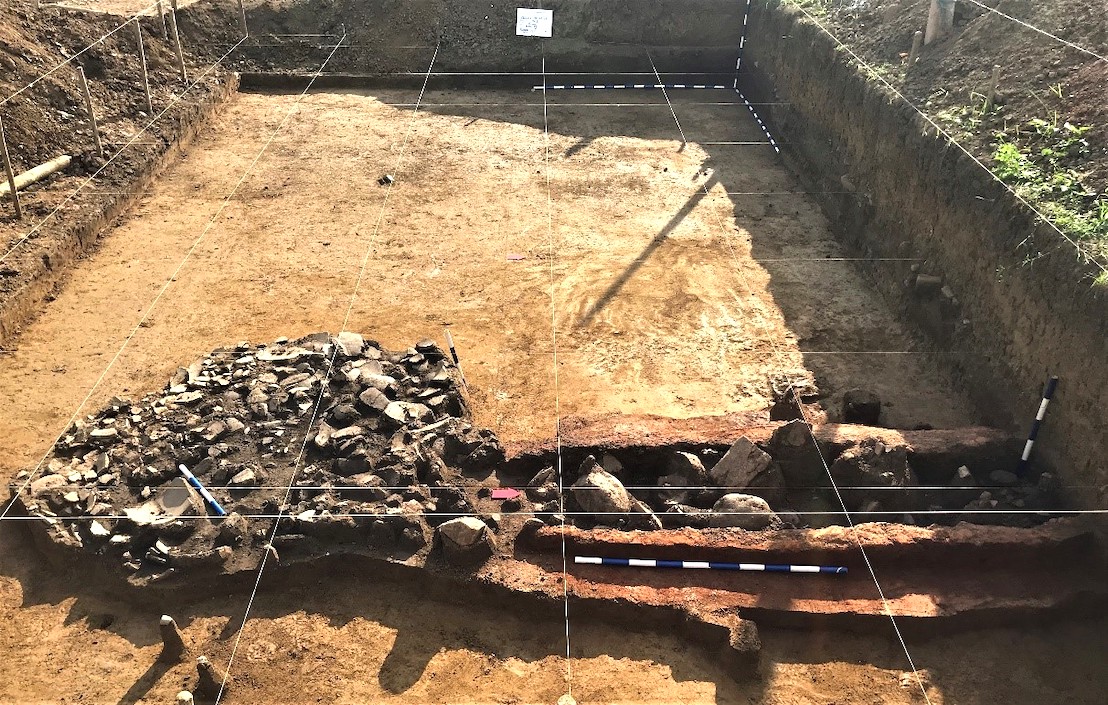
[[534, 84, 730, 91], [575, 556, 847, 575]]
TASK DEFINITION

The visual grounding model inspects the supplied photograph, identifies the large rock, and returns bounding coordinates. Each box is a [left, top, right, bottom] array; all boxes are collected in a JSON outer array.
[[383, 401, 432, 425], [842, 389, 881, 425], [829, 440, 917, 511], [766, 420, 827, 488], [571, 456, 632, 520], [30, 473, 68, 496], [708, 493, 779, 530], [334, 331, 365, 357], [526, 466, 558, 502], [654, 473, 690, 507], [437, 516, 496, 565], [625, 498, 664, 531], [707, 437, 786, 502], [666, 451, 707, 483]]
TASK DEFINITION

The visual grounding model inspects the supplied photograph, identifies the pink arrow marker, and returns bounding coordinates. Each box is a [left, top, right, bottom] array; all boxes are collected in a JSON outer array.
[[491, 488, 521, 500]]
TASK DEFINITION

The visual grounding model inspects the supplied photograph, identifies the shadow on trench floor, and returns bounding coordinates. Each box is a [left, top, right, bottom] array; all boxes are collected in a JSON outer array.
[[2, 520, 1107, 704]]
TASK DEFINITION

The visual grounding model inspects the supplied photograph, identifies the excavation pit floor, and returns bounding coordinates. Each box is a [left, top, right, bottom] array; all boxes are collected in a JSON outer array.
[[0, 86, 976, 473], [3, 85, 1102, 704]]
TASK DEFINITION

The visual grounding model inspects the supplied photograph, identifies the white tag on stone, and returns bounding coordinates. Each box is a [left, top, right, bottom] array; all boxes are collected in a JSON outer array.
[[516, 8, 553, 37]]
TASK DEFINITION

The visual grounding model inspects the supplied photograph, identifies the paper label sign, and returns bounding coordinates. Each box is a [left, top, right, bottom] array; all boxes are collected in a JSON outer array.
[[516, 8, 553, 37]]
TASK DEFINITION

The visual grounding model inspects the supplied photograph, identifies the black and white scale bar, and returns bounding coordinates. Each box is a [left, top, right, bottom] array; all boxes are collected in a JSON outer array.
[[1017, 375, 1059, 474], [534, 83, 730, 91], [575, 556, 848, 575]]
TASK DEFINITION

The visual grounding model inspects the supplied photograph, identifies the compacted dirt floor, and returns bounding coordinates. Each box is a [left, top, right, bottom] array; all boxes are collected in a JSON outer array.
[[2, 83, 1099, 704], [2, 532, 1106, 704], [0, 84, 975, 475]]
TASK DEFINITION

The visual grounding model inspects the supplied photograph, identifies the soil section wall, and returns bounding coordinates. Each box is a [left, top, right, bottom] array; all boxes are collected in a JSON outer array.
[[0, 73, 240, 348], [186, 0, 746, 74], [743, 2, 1108, 507]]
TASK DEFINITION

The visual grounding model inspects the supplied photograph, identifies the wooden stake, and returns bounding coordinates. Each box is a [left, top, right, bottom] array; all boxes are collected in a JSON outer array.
[[76, 66, 103, 156], [237, 0, 248, 37], [907, 30, 924, 69], [985, 64, 1002, 112], [168, 0, 187, 83], [156, 0, 168, 39], [158, 615, 188, 663], [925, 0, 955, 45], [0, 115, 22, 220], [134, 19, 154, 114]]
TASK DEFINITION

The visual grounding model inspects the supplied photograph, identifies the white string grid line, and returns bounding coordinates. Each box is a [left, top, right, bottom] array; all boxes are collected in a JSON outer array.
[[793, 389, 935, 704], [645, 50, 687, 147], [211, 35, 440, 704], [0, 35, 251, 520], [960, 0, 1108, 64], [13, 510, 1102, 522], [0, 31, 251, 265], [539, 50, 575, 701], [648, 55, 934, 703], [0, 0, 161, 106], [19, 482, 1082, 493]]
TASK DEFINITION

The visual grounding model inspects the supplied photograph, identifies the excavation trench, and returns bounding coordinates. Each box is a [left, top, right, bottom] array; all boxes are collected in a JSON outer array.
[[11, 333, 1102, 656], [2, 1, 1106, 702]]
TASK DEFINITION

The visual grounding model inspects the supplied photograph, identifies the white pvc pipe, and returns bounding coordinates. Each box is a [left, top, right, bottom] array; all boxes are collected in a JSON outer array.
[[0, 155, 72, 199]]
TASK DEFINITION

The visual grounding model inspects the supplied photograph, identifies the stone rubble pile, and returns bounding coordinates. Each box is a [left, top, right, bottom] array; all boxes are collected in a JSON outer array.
[[13, 332, 505, 578], [528, 420, 1059, 531], [13, 337, 1059, 579]]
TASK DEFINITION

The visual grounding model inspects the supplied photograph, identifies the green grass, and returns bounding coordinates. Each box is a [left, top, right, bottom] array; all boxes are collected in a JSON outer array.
[[781, 0, 832, 16], [935, 103, 988, 142], [992, 119, 1108, 264]]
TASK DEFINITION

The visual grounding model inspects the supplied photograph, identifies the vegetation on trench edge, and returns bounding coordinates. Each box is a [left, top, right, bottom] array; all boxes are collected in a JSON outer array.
[[936, 100, 1108, 282], [781, 0, 1108, 282]]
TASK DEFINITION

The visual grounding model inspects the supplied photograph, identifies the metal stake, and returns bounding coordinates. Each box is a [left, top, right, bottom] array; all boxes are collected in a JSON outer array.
[[76, 66, 104, 156], [0, 115, 22, 219], [134, 19, 154, 114]]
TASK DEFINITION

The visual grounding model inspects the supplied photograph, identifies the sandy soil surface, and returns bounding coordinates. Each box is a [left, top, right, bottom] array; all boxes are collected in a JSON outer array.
[[0, 86, 976, 477], [2, 528, 1105, 704], [0, 77, 1100, 704]]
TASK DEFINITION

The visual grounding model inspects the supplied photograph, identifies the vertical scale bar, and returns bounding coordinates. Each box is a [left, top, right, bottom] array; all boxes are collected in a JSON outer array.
[[168, 0, 188, 83], [1017, 376, 1059, 474], [75, 66, 104, 156], [442, 325, 468, 392], [0, 115, 22, 220], [134, 19, 154, 114]]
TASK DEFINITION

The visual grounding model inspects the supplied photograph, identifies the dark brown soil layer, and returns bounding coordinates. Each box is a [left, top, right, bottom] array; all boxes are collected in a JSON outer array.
[[743, 1, 1108, 509], [0, 1, 236, 346]]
